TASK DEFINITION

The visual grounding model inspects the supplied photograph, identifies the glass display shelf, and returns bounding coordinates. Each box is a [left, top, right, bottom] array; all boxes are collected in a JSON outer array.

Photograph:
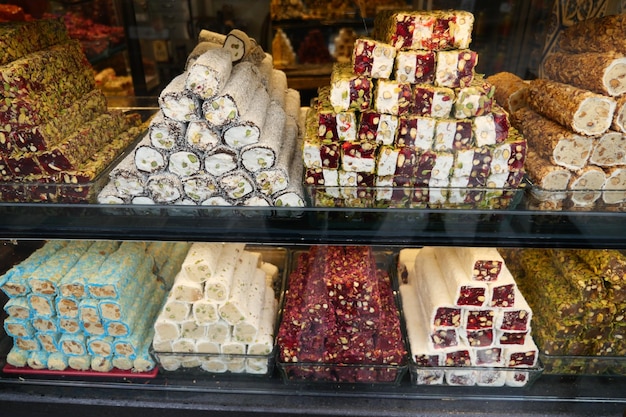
[[0, 202, 626, 248]]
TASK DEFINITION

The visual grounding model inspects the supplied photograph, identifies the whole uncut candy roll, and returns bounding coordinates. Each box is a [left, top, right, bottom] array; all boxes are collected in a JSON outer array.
[[28, 241, 92, 296], [255, 115, 297, 196], [544, 51, 626, 97], [223, 84, 270, 149], [185, 48, 232, 100], [485, 72, 528, 114], [240, 101, 286, 172], [527, 78, 616, 136], [223, 29, 258, 64], [558, 14, 626, 54], [512, 107, 593, 171], [159, 73, 202, 122]]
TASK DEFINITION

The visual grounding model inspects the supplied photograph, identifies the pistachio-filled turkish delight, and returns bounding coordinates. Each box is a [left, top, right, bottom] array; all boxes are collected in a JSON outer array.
[[395, 50, 436, 84], [329, 63, 373, 112], [352, 37, 396, 79], [374, 80, 413, 116], [184, 47, 232, 100], [435, 49, 478, 88], [159, 73, 202, 122], [412, 84, 455, 118], [0, 18, 69, 65], [317, 87, 358, 143]]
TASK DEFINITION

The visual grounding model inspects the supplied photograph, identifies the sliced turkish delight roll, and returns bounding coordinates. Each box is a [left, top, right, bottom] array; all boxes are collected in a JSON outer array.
[[268, 69, 288, 108], [0, 19, 69, 65], [433, 247, 489, 307], [412, 247, 461, 329], [435, 49, 477, 88], [433, 118, 473, 151], [512, 107, 592, 171], [223, 29, 257, 64], [544, 51, 626, 97], [2, 240, 65, 295], [358, 110, 398, 145], [219, 169, 256, 201], [181, 173, 218, 203], [473, 104, 510, 147], [602, 167, 626, 205], [4, 317, 34, 338], [395, 115, 436, 150], [352, 37, 396, 79], [413, 84, 455, 118], [185, 48, 232, 100], [9, 89, 107, 154], [374, 80, 413, 116], [568, 166, 607, 208], [29, 241, 92, 296], [453, 76, 495, 118], [255, 120, 297, 196], [528, 78, 616, 136], [329, 63, 373, 112], [159, 73, 202, 122], [374, 10, 474, 51], [485, 71, 528, 114], [204, 146, 238, 177], [272, 160, 305, 207], [589, 131, 626, 167], [395, 50, 436, 84], [183, 120, 220, 153], [168, 150, 202, 177], [223, 84, 270, 149], [486, 129, 526, 188], [149, 111, 186, 152], [146, 173, 183, 203], [525, 150, 571, 190], [134, 143, 166, 175], [341, 140, 378, 173], [558, 14, 626, 55], [204, 62, 265, 127], [240, 101, 286, 172]]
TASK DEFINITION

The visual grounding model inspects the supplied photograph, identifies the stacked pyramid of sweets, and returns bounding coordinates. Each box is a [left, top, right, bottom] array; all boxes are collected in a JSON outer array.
[[490, 14, 626, 210], [398, 247, 539, 387], [302, 10, 527, 209], [0, 19, 142, 203], [98, 29, 304, 207]]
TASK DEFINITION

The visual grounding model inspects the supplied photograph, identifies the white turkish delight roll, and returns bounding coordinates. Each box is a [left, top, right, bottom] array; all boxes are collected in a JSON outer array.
[[435, 49, 478, 89], [219, 170, 256, 200], [159, 73, 201, 122], [193, 300, 220, 324], [146, 173, 183, 203], [240, 101, 286, 172], [182, 242, 224, 283], [453, 247, 505, 282], [205, 146, 238, 177], [185, 48, 233, 100], [182, 174, 218, 203], [132, 196, 155, 205], [181, 320, 207, 339], [203, 62, 264, 127], [272, 159, 305, 207], [160, 296, 191, 322], [206, 320, 231, 343], [204, 243, 245, 302], [185, 120, 220, 152], [149, 111, 186, 152], [88, 241, 146, 299], [219, 251, 260, 325], [221, 341, 246, 355], [412, 247, 461, 330], [433, 247, 489, 307], [399, 283, 444, 367], [201, 196, 233, 206], [223, 84, 270, 149], [154, 317, 180, 342], [196, 339, 220, 354], [185, 40, 221, 69], [232, 268, 267, 343], [395, 50, 436, 84], [247, 287, 277, 356], [168, 150, 202, 177], [352, 37, 396, 79], [135, 145, 166, 174], [198, 29, 227, 45], [171, 270, 204, 302], [110, 151, 147, 197], [269, 69, 288, 107], [98, 182, 128, 204], [223, 29, 256, 63]]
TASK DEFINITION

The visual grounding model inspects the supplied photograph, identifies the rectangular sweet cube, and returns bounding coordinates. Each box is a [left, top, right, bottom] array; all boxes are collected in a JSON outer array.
[[473, 104, 510, 147], [453, 77, 495, 118], [467, 146, 492, 188], [435, 49, 478, 88], [463, 308, 496, 330], [341, 140, 378, 173], [395, 115, 436, 150], [352, 38, 396, 79], [329, 63, 373, 112], [433, 119, 473, 151], [395, 50, 436, 84], [374, 80, 413, 116], [462, 328, 494, 348], [317, 86, 358, 142], [358, 111, 398, 145], [503, 338, 538, 368], [413, 85, 455, 118], [473, 346, 503, 366]]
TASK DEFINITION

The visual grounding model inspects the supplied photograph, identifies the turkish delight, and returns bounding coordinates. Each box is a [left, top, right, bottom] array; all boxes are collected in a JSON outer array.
[[485, 72, 528, 114], [453, 76, 495, 118], [240, 101, 286, 172], [352, 38, 396, 79], [184, 47, 232, 100], [329, 63, 373, 112], [222, 84, 270, 149], [558, 14, 626, 55], [374, 80, 413, 116], [358, 111, 398, 145], [395, 50, 436, 84], [0, 19, 69, 65], [433, 119, 473, 151], [394, 115, 436, 150], [412, 84, 455, 118], [149, 111, 186, 152], [433, 247, 489, 306], [158, 73, 201, 122], [435, 49, 477, 88]]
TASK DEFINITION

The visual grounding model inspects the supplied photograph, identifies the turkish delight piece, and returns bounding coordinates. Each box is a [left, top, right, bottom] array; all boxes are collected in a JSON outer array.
[[240, 100, 286, 172], [352, 37, 396, 79], [462, 327, 494, 348], [134, 143, 166, 174], [568, 166, 607, 208], [589, 131, 626, 167], [182, 174, 218, 203], [411, 247, 461, 328], [488, 267, 517, 308], [544, 50, 626, 97], [512, 107, 593, 171], [503, 338, 538, 367], [358, 111, 398, 145], [412, 84, 455, 118], [453, 76, 495, 118], [528, 78, 616, 136], [223, 29, 258, 63], [497, 330, 528, 346], [548, 249, 606, 300], [602, 167, 626, 205], [428, 152, 454, 206], [341, 140, 378, 173], [329, 63, 373, 112], [612, 95, 626, 133], [318, 86, 358, 142], [395, 115, 436, 150], [374, 80, 413, 116], [433, 247, 489, 307], [496, 290, 532, 332], [433, 119, 473, 151], [524, 150, 571, 190], [395, 50, 436, 84], [149, 111, 186, 152], [452, 247, 505, 282], [223, 84, 270, 149], [184, 47, 232, 100], [558, 14, 626, 54], [473, 104, 510, 147], [185, 120, 221, 153], [146, 173, 183, 203], [159, 73, 201, 122], [0, 19, 69, 65], [486, 71, 529, 114], [435, 49, 477, 88], [473, 346, 503, 367]]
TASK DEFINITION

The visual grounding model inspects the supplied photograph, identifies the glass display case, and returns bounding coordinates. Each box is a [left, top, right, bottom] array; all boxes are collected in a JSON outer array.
[[0, 1, 625, 416]]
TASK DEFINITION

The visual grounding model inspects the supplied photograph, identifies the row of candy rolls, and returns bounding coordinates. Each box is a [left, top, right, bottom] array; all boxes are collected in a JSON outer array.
[[398, 246, 538, 387], [1, 240, 190, 373], [98, 28, 305, 207], [151, 242, 280, 374], [303, 9, 527, 209]]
